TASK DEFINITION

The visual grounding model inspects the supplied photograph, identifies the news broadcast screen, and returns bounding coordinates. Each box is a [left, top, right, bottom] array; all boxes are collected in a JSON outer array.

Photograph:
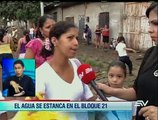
[[0, 58, 135, 120], [0, 1, 157, 120]]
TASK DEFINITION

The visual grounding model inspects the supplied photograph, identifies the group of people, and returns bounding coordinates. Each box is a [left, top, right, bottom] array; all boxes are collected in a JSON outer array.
[[0, 2, 157, 120], [84, 23, 110, 49], [94, 25, 129, 50], [0, 25, 37, 61], [95, 25, 136, 75], [94, 24, 109, 49]]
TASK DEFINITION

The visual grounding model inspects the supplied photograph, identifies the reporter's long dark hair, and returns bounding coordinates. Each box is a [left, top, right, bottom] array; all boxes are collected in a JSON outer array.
[[138, 2, 158, 74], [146, 2, 158, 18], [48, 21, 77, 55]]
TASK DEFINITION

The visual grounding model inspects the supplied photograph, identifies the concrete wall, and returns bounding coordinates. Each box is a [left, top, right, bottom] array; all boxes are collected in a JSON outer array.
[[109, 2, 124, 39], [51, 2, 124, 43]]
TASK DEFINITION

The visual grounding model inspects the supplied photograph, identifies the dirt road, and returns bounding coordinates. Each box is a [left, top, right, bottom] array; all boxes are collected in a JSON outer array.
[[76, 42, 145, 87]]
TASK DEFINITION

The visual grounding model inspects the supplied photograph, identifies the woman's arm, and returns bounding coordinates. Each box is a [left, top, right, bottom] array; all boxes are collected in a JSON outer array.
[[97, 83, 136, 101], [24, 48, 35, 59], [125, 47, 136, 53], [15, 39, 21, 58], [25, 39, 42, 59]]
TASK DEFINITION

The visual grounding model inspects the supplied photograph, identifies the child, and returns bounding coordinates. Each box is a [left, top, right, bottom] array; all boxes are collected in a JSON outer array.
[[115, 36, 136, 75], [106, 60, 127, 100], [96, 60, 136, 120]]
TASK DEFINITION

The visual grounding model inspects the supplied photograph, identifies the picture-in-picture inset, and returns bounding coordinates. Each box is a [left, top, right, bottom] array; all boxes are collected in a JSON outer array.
[[2, 59, 35, 97]]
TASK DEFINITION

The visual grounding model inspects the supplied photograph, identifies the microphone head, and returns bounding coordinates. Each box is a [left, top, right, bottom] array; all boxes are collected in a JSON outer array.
[[77, 64, 96, 84]]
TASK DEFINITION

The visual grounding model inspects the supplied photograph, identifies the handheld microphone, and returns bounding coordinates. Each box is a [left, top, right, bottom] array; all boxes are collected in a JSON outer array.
[[77, 64, 120, 120], [77, 64, 108, 101]]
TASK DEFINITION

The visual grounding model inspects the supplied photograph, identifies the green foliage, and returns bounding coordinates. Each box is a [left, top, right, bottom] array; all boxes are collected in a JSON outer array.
[[0, 1, 40, 24]]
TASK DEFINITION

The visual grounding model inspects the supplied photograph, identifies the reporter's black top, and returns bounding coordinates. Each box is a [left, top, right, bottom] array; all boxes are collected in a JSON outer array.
[[133, 46, 158, 120]]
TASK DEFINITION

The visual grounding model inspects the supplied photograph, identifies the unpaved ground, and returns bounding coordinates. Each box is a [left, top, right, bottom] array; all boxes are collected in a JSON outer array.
[[76, 41, 145, 88]]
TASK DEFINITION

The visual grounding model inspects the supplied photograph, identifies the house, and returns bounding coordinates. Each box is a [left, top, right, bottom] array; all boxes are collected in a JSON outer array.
[[44, 2, 152, 51]]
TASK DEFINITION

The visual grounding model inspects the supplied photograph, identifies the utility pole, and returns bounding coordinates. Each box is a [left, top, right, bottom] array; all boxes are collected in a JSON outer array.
[[40, 2, 44, 16]]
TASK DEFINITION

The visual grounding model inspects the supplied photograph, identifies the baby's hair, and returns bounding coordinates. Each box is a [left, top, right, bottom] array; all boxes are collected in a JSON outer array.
[[107, 60, 127, 77]]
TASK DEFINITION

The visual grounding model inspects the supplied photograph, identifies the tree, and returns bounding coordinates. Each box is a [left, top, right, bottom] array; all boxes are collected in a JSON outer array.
[[0, 1, 41, 29]]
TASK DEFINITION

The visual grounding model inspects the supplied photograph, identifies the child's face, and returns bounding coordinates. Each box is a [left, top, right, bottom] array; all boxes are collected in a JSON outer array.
[[14, 64, 24, 77], [107, 66, 126, 88]]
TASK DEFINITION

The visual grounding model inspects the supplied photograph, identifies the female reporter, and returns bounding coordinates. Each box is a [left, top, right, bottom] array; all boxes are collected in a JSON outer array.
[[97, 2, 158, 120]]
